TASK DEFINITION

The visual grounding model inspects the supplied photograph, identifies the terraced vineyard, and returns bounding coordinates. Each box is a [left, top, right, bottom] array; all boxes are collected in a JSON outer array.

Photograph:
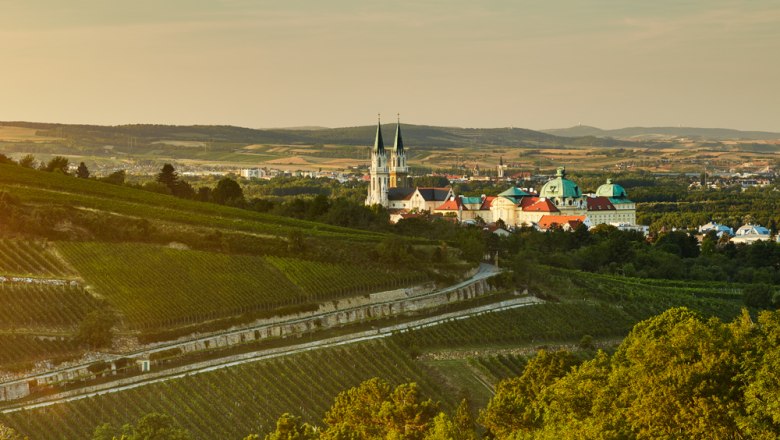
[[0, 341, 447, 440], [56, 243, 427, 330], [0, 335, 80, 371], [0, 240, 72, 278], [393, 302, 641, 350], [0, 283, 100, 329], [393, 267, 747, 351], [57, 242, 307, 330], [265, 256, 425, 298]]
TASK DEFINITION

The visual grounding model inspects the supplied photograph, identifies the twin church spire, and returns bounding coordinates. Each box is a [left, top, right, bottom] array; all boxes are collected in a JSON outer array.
[[367, 115, 409, 207], [372, 114, 404, 154]]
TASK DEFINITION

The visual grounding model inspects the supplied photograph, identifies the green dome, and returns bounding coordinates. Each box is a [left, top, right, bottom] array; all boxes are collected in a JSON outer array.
[[596, 178, 628, 198], [540, 167, 582, 199]]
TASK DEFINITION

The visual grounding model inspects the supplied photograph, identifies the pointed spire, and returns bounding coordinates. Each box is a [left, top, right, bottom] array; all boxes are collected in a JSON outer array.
[[393, 114, 404, 152], [373, 114, 384, 153]]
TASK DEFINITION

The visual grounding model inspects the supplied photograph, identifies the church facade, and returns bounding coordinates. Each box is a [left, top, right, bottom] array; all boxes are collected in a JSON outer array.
[[365, 118, 452, 218]]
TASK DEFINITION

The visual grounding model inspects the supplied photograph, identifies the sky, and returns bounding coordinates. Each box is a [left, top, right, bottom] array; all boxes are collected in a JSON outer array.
[[1, 0, 779, 131]]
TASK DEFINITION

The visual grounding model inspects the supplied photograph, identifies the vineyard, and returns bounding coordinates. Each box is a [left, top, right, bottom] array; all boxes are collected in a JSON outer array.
[[0, 340, 448, 440], [265, 256, 425, 298], [0, 240, 72, 278], [0, 335, 80, 371], [393, 302, 640, 350], [0, 283, 100, 329], [468, 354, 527, 383], [56, 242, 427, 330], [393, 268, 746, 351], [57, 242, 306, 330]]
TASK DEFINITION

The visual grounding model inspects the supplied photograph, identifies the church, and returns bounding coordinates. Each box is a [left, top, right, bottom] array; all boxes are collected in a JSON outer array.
[[365, 117, 453, 218], [364, 119, 637, 230]]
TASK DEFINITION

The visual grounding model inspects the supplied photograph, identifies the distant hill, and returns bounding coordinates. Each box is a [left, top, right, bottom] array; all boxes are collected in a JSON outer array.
[[0, 121, 630, 150], [543, 125, 780, 141]]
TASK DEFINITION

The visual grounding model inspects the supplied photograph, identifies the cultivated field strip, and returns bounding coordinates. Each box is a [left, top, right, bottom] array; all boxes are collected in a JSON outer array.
[[0, 240, 72, 278], [0, 336, 80, 369], [0, 341, 446, 440], [0, 283, 99, 329], [265, 256, 425, 298]]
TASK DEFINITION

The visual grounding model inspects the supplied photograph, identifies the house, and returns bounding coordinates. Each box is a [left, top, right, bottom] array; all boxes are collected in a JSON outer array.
[[731, 224, 772, 244], [698, 221, 734, 238]]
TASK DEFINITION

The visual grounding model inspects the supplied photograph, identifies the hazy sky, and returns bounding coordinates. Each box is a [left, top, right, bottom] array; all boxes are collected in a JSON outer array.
[[1, 0, 779, 131]]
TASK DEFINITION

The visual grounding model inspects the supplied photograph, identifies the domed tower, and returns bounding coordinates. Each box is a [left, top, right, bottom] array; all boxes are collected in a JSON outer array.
[[389, 115, 408, 188], [366, 117, 390, 206], [596, 178, 628, 198], [539, 166, 584, 211], [596, 178, 636, 224]]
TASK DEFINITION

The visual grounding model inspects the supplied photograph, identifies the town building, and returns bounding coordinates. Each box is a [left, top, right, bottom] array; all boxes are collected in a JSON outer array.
[[730, 224, 772, 244]]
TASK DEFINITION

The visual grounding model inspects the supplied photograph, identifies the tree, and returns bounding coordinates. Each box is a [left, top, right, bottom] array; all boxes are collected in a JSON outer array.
[[0, 154, 15, 165], [744, 284, 774, 309], [18, 154, 35, 168], [94, 413, 191, 440], [321, 378, 438, 440], [212, 177, 244, 205], [156, 164, 178, 189], [0, 424, 28, 440], [76, 162, 90, 178], [100, 170, 126, 185], [77, 309, 116, 349], [43, 156, 69, 174], [262, 413, 318, 440], [479, 350, 578, 437]]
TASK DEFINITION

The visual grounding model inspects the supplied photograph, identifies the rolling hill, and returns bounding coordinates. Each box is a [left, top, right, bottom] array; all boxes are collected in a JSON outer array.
[[543, 125, 780, 141]]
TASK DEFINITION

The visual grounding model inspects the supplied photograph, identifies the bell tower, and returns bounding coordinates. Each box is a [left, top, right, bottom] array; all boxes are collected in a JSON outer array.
[[389, 114, 408, 188], [365, 115, 389, 206]]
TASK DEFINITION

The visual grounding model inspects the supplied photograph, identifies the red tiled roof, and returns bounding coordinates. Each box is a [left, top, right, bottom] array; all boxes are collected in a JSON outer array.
[[480, 196, 496, 210], [518, 196, 539, 209], [538, 215, 586, 230], [586, 197, 615, 211], [523, 198, 559, 213], [435, 198, 467, 211]]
